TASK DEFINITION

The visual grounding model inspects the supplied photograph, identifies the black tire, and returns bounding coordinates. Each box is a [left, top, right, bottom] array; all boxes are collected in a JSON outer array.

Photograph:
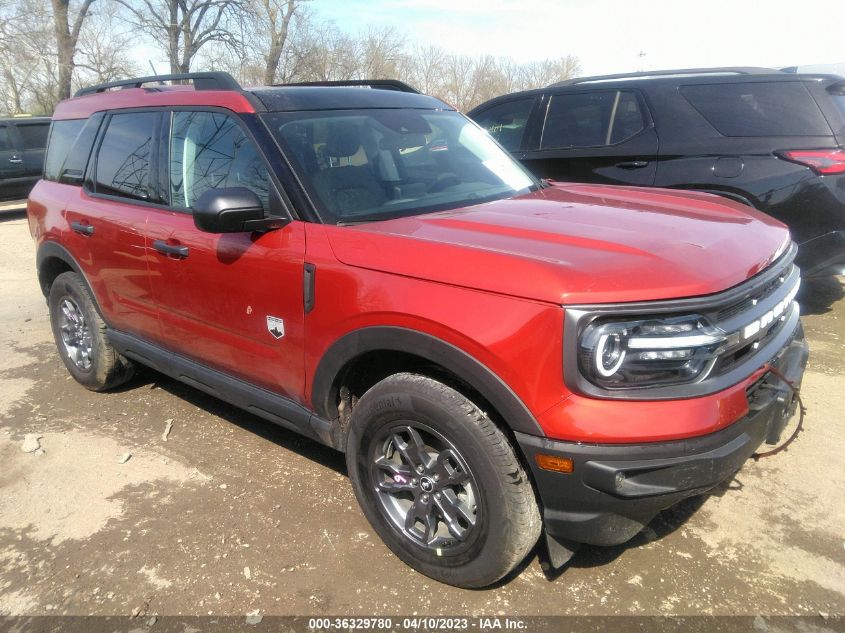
[[48, 271, 134, 391], [346, 373, 541, 588]]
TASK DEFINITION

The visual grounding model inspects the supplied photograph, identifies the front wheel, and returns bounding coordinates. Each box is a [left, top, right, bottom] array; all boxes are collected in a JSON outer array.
[[346, 373, 541, 588]]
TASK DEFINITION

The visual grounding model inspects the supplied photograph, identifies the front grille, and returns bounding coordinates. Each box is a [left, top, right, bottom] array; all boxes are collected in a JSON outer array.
[[715, 273, 788, 322], [707, 257, 799, 377]]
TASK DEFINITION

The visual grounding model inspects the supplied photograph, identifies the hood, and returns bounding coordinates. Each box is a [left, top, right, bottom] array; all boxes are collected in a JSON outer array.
[[325, 184, 791, 305]]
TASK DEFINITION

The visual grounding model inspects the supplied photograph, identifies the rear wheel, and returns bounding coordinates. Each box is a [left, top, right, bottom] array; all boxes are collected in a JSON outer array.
[[346, 373, 541, 588], [48, 271, 134, 391]]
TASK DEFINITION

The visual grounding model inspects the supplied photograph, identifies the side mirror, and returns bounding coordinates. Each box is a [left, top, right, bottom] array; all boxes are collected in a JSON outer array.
[[192, 187, 287, 233]]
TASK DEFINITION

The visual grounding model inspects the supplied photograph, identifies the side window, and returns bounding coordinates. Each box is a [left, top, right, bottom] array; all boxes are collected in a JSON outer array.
[[680, 82, 830, 137], [95, 112, 157, 201], [473, 98, 535, 151], [169, 111, 270, 211], [0, 125, 11, 151], [609, 92, 645, 144], [17, 123, 50, 150], [44, 119, 85, 181], [541, 91, 645, 149]]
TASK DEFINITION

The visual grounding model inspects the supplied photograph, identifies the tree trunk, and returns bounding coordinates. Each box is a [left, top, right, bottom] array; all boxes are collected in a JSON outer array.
[[262, 0, 297, 86], [51, 0, 96, 100], [51, 0, 74, 99]]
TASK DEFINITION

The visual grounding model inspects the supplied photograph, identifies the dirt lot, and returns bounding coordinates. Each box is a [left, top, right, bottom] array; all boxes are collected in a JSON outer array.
[[1, 206, 844, 620]]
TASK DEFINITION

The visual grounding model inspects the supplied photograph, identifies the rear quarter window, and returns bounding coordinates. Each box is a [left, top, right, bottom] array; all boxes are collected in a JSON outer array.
[[828, 83, 845, 122], [680, 82, 831, 137], [44, 120, 85, 181]]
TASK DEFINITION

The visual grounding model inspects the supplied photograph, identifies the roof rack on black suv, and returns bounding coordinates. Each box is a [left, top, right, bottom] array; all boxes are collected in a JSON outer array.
[[549, 67, 780, 87], [469, 66, 845, 277], [74, 71, 243, 97], [275, 79, 420, 93]]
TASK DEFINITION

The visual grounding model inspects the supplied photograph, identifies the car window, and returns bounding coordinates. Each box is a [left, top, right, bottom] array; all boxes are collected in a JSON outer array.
[[0, 125, 11, 151], [16, 123, 50, 150], [263, 109, 537, 223], [169, 111, 270, 211], [828, 83, 845, 123], [472, 98, 535, 151], [609, 92, 645, 144], [680, 82, 831, 137], [542, 91, 644, 149], [95, 112, 157, 201], [44, 119, 86, 182]]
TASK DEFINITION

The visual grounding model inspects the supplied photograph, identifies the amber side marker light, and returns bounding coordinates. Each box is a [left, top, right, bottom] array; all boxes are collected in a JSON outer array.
[[535, 454, 574, 473]]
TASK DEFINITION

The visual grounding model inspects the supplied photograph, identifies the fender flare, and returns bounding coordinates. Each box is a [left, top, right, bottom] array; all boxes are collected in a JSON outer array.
[[35, 241, 103, 314], [311, 326, 545, 437]]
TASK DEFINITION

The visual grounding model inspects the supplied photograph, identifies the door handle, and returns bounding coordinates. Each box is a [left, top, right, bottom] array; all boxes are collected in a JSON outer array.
[[9, 157, 22, 164], [615, 160, 649, 169], [153, 239, 189, 258], [70, 221, 95, 236]]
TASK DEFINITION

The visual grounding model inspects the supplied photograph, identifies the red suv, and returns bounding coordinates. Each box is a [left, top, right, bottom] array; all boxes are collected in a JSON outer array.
[[28, 72, 809, 588]]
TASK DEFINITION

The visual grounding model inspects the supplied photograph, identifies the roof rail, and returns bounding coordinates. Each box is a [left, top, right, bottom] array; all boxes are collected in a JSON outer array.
[[74, 72, 242, 97], [274, 79, 420, 93], [548, 67, 781, 87]]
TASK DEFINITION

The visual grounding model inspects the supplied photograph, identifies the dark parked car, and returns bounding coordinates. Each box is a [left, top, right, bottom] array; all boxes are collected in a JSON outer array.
[[0, 116, 50, 202], [468, 67, 845, 277]]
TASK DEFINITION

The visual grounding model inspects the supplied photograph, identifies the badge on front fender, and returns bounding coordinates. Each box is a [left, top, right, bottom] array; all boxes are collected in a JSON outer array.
[[266, 316, 285, 339]]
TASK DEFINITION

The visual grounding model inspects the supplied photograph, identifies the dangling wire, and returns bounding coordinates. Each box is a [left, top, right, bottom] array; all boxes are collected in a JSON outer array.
[[752, 363, 806, 460]]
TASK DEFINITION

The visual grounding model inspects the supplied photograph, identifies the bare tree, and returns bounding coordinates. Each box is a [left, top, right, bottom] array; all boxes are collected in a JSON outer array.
[[75, 2, 141, 86], [51, 0, 96, 100], [402, 43, 446, 96], [355, 26, 405, 79], [0, 0, 59, 114], [517, 55, 581, 90], [117, 0, 240, 74], [248, 0, 306, 85]]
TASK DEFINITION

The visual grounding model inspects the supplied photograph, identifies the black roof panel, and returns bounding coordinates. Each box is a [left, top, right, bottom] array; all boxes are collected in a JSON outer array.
[[248, 86, 452, 112]]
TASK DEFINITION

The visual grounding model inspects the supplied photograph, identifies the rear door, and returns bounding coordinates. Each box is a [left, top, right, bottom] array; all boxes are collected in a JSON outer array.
[[14, 120, 50, 193], [144, 109, 306, 400], [69, 110, 159, 340], [520, 89, 658, 185], [0, 122, 26, 200]]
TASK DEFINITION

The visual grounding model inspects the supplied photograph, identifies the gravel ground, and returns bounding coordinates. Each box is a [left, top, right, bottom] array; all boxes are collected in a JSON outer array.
[[0, 207, 843, 623]]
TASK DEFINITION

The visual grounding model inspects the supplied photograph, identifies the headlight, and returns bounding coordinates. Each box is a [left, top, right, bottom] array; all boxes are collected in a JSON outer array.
[[578, 314, 728, 389]]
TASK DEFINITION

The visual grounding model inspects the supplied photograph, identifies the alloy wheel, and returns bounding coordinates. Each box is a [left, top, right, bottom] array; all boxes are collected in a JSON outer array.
[[369, 423, 480, 552]]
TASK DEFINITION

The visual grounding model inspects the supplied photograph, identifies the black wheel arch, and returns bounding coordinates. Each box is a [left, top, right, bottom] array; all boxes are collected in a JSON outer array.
[[311, 326, 545, 438], [36, 241, 102, 312], [678, 186, 759, 209]]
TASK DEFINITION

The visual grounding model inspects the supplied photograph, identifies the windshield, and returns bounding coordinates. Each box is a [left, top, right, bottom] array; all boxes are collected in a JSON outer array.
[[261, 109, 539, 223]]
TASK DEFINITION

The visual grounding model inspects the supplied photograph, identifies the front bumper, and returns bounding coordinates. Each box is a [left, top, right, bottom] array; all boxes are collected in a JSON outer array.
[[516, 323, 809, 546]]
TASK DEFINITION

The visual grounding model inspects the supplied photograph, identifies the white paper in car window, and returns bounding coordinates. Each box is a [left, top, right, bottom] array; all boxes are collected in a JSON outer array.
[[458, 124, 533, 192]]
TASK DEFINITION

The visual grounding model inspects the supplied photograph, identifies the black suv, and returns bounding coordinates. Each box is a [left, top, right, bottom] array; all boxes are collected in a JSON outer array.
[[0, 116, 50, 202], [468, 67, 845, 277]]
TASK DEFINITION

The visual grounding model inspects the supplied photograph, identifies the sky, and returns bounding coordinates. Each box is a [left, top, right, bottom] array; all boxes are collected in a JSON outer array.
[[304, 0, 845, 76]]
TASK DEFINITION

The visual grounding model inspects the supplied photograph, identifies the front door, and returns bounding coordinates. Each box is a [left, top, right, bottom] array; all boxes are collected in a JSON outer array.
[[145, 109, 306, 400]]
